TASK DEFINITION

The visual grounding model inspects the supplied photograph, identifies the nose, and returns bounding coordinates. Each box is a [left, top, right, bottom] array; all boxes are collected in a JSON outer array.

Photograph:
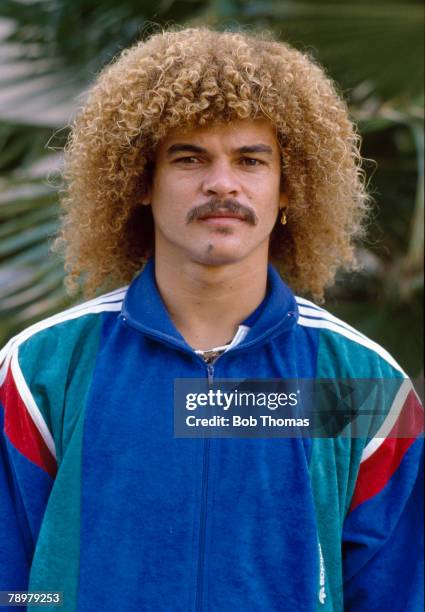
[[201, 160, 240, 198]]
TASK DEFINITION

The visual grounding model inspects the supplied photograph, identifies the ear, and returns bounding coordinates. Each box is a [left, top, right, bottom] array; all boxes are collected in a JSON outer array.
[[280, 192, 289, 209], [140, 188, 152, 206]]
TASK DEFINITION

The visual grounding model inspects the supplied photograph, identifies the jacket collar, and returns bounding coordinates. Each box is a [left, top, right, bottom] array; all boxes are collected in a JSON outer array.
[[121, 259, 299, 353]]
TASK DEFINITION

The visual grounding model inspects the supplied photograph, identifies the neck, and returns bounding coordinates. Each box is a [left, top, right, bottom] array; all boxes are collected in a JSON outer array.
[[154, 254, 268, 351]]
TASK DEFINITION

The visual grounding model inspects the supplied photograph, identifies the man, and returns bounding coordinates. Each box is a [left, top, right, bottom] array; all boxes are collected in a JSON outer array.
[[0, 27, 423, 611]]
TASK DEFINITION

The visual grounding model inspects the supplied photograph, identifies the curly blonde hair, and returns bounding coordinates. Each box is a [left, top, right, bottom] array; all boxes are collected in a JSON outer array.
[[56, 26, 370, 300]]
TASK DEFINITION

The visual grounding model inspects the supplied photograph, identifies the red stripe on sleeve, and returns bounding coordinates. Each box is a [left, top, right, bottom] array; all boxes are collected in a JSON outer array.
[[0, 367, 57, 478], [350, 390, 423, 512]]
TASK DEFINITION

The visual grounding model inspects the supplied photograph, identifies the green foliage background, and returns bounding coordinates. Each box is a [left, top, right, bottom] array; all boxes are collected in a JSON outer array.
[[0, 0, 423, 375]]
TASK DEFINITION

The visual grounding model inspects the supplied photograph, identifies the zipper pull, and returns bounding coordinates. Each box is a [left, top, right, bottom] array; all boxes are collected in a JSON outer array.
[[206, 364, 214, 385]]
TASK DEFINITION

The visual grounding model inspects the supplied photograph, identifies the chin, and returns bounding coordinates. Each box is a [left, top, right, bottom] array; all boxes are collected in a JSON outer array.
[[191, 245, 249, 267]]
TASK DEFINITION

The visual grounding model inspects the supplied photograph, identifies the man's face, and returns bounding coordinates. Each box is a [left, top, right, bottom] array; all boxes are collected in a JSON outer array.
[[144, 119, 283, 267]]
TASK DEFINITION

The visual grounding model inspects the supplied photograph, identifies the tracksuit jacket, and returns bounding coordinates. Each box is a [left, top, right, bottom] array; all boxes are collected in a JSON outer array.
[[0, 260, 423, 611]]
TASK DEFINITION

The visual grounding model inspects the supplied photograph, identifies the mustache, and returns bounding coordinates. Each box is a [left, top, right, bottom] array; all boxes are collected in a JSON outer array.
[[186, 197, 258, 225]]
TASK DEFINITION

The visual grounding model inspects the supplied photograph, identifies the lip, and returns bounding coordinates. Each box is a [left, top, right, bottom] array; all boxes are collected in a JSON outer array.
[[199, 216, 245, 227], [198, 212, 246, 221]]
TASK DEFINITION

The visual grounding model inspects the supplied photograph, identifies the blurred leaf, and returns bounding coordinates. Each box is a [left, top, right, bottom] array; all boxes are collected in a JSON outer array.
[[239, 1, 424, 100], [0, 220, 57, 258], [0, 266, 64, 311]]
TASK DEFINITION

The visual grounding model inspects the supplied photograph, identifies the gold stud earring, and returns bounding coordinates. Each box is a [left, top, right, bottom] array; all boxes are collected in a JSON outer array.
[[280, 208, 287, 225]]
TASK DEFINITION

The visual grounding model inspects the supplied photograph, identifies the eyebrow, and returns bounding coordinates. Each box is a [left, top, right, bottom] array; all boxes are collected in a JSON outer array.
[[237, 145, 273, 155], [166, 144, 206, 156], [166, 143, 274, 156]]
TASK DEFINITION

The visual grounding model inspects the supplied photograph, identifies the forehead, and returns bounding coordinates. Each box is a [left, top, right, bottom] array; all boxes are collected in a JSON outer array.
[[157, 118, 279, 153]]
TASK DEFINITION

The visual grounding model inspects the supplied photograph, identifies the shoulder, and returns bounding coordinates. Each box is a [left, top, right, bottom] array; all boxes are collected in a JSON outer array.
[[0, 286, 128, 469], [294, 295, 405, 377], [298, 298, 422, 522], [0, 286, 127, 384]]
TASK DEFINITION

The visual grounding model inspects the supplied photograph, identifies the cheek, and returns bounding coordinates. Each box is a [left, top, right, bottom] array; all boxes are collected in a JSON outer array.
[[254, 185, 280, 221], [150, 187, 189, 228], [152, 171, 193, 212]]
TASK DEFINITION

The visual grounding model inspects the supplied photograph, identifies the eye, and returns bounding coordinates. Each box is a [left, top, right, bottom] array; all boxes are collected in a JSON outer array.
[[175, 156, 202, 164], [240, 157, 265, 167]]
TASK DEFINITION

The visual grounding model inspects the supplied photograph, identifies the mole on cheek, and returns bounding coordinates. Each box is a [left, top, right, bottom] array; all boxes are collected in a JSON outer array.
[[207, 244, 214, 253]]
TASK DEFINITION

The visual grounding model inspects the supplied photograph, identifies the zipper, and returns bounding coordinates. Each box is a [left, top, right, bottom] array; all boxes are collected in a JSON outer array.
[[195, 362, 214, 611], [206, 363, 214, 384]]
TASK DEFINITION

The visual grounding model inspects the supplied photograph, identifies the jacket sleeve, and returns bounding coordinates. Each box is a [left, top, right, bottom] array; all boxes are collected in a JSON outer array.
[[0, 342, 56, 593], [342, 380, 424, 611]]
